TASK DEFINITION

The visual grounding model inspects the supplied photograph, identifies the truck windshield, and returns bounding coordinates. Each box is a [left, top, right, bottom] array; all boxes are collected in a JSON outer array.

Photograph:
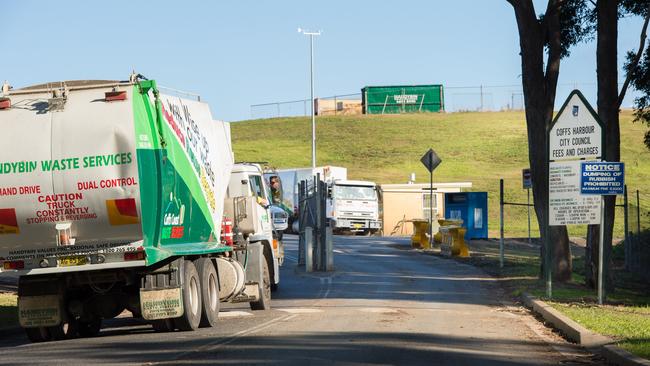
[[333, 185, 376, 200]]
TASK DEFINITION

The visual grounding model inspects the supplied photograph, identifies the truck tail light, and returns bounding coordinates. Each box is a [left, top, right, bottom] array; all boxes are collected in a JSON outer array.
[[124, 251, 145, 261], [105, 90, 127, 102], [0, 98, 10, 110], [272, 239, 278, 250], [221, 217, 234, 246], [3, 260, 24, 270]]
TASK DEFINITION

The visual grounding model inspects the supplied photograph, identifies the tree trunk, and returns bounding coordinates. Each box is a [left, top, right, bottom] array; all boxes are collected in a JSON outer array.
[[586, 0, 619, 292], [509, 0, 573, 282]]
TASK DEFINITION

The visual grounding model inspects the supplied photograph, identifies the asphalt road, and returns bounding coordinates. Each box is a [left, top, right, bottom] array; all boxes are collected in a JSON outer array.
[[0, 235, 602, 365]]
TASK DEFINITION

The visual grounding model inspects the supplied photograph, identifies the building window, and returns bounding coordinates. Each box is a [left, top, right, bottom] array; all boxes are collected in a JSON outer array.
[[422, 193, 438, 220]]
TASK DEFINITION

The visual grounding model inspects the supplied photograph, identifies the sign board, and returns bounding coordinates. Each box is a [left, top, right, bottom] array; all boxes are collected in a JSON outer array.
[[548, 91, 603, 226], [549, 161, 602, 225], [580, 162, 625, 195], [420, 148, 442, 173], [522, 168, 532, 189]]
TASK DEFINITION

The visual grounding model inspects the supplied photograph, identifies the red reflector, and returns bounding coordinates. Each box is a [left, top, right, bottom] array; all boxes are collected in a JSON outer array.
[[124, 251, 145, 261], [105, 91, 127, 102], [3, 260, 24, 270], [0, 98, 10, 110]]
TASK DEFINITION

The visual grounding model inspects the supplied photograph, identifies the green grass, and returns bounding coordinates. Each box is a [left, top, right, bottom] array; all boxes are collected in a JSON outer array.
[[457, 239, 650, 360], [550, 302, 650, 359], [0, 293, 17, 328], [232, 111, 650, 238]]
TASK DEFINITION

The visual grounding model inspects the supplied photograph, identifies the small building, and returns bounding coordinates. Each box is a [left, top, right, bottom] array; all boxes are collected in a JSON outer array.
[[380, 182, 472, 236], [314, 98, 362, 116], [362, 85, 445, 114]]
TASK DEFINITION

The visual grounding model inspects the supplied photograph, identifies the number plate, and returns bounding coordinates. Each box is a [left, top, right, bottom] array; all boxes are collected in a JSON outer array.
[[353, 223, 363, 229], [58, 255, 87, 267]]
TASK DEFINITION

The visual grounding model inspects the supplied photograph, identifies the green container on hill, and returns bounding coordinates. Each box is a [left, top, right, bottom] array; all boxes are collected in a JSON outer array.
[[361, 85, 444, 114]]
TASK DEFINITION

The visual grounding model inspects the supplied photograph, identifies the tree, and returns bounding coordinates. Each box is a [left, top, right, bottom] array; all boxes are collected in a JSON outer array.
[[622, 1, 650, 150], [585, 0, 650, 291], [507, 0, 592, 281]]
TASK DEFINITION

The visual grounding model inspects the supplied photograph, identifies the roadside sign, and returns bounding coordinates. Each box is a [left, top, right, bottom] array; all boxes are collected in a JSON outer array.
[[522, 168, 532, 189], [420, 148, 442, 173], [548, 90, 603, 226], [549, 161, 601, 225], [580, 162, 625, 195]]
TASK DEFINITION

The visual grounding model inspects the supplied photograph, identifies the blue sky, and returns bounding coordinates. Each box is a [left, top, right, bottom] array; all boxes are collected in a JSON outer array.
[[1, 0, 645, 121]]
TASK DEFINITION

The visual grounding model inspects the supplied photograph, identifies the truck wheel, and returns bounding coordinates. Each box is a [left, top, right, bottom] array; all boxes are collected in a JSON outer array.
[[25, 327, 50, 343], [151, 319, 175, 332], [195, 258, 220, 328], [47, 320, 77, 340], [174, 260, 202, 331], [77, 318, 102, 337], [250, 258, 271, 310]]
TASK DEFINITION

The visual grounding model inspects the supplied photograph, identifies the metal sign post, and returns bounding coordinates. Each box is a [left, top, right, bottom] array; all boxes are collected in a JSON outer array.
[[522, 168, 532, 244], [420, 148, 442, 247], [580, 161, 625, 304], [547, 90, 604, 299]]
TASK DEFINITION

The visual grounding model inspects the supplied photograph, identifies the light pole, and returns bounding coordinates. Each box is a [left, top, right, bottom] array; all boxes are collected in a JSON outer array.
[[298, 28, 321, 169]]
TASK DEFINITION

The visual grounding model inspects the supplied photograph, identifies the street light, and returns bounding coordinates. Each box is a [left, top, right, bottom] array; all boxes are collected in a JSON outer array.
[[298, 28, 321, 169]]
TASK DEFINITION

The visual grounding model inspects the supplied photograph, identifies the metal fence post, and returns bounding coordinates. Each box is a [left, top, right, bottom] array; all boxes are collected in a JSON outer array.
[[500, 179, 504, 268], [526, 188, 532, 244], [298, 181, 305, 266], [305, 227, 313, 272], [314, 174, 321, 271], [623, 184, 631, 270], [326, 226, 334, 271]]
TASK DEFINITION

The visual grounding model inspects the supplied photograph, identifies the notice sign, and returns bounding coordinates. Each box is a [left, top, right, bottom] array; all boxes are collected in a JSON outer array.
[[549, 161, 601, 225], [581, 162, 625, 196]]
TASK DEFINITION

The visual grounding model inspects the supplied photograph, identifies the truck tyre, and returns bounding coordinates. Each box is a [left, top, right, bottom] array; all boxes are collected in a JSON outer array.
[[174, 260, 202, 331], [195, 258, 220, 328], [151, 319, 175, 332], [77, 318, 102, 337], [47, 320, 77, 340], [25, 327, 50, 343], [250, 257, 271, 310]]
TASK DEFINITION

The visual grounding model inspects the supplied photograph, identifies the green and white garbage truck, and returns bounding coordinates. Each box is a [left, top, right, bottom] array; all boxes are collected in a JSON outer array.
[[0, 76, 281, 342]]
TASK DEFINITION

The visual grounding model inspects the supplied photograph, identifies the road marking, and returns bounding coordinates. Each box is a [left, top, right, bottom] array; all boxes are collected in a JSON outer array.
[[319, 277, 332, 299], [359, 307, 399, 314], [276, 308, 323, 314], [284, 254, 298, 262], [218, 311, 253, 318], [162, 314, 297, 363]]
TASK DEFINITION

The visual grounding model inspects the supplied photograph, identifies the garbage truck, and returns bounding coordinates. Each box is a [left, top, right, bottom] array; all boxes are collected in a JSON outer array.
[[274, 167, 381, 235], [0, 76, 280, 342]]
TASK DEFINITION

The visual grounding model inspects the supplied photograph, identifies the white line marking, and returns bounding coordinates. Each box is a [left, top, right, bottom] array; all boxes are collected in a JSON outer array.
[[359, 307, 399, 314], [218, 311, 253, 318], [276, 308, 323, 314], [166, 314, 296, 363]]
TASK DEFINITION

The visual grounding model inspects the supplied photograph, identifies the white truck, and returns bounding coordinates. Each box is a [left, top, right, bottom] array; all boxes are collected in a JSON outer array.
[[274, 167, 381, 235], [0, 76, 280, 342]]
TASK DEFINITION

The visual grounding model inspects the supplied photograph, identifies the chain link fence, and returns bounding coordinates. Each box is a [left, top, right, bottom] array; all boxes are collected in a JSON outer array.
[[249, 81, 638, 119], [626, 189, 650, 280], [499, 178, 649, 281]]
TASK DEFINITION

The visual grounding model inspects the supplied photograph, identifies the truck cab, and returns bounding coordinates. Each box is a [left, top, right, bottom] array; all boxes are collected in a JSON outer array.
[[328, 180, 381, 235], [227, 163, 283, 283]]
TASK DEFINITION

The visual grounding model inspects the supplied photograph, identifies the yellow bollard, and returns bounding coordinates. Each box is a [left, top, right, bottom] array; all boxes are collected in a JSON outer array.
[[451, 228, 469, 257], [411, 220, 430, 249]]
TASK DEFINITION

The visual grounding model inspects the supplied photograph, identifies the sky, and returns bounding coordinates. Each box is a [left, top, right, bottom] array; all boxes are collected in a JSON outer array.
[[1, 0, 645, 121]]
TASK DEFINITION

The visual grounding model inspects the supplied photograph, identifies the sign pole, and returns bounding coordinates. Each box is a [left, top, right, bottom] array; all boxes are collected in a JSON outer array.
[[598, 197, 605, 305], [429, 169, 433, 247], [527, 188, 531, 244]]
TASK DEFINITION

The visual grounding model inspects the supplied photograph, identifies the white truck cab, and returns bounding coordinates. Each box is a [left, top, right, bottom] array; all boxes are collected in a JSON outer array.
[[227, 163, 283, 284], [328, 180, 381, 235]]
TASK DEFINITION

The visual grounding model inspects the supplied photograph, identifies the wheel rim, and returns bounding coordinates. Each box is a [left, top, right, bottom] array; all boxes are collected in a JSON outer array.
[[190, 277, 200, 315], [208, 273, 218, 311]]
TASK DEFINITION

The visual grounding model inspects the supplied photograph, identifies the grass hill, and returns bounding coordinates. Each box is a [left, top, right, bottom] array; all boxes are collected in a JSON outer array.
[[231, 111, 650, 237]]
